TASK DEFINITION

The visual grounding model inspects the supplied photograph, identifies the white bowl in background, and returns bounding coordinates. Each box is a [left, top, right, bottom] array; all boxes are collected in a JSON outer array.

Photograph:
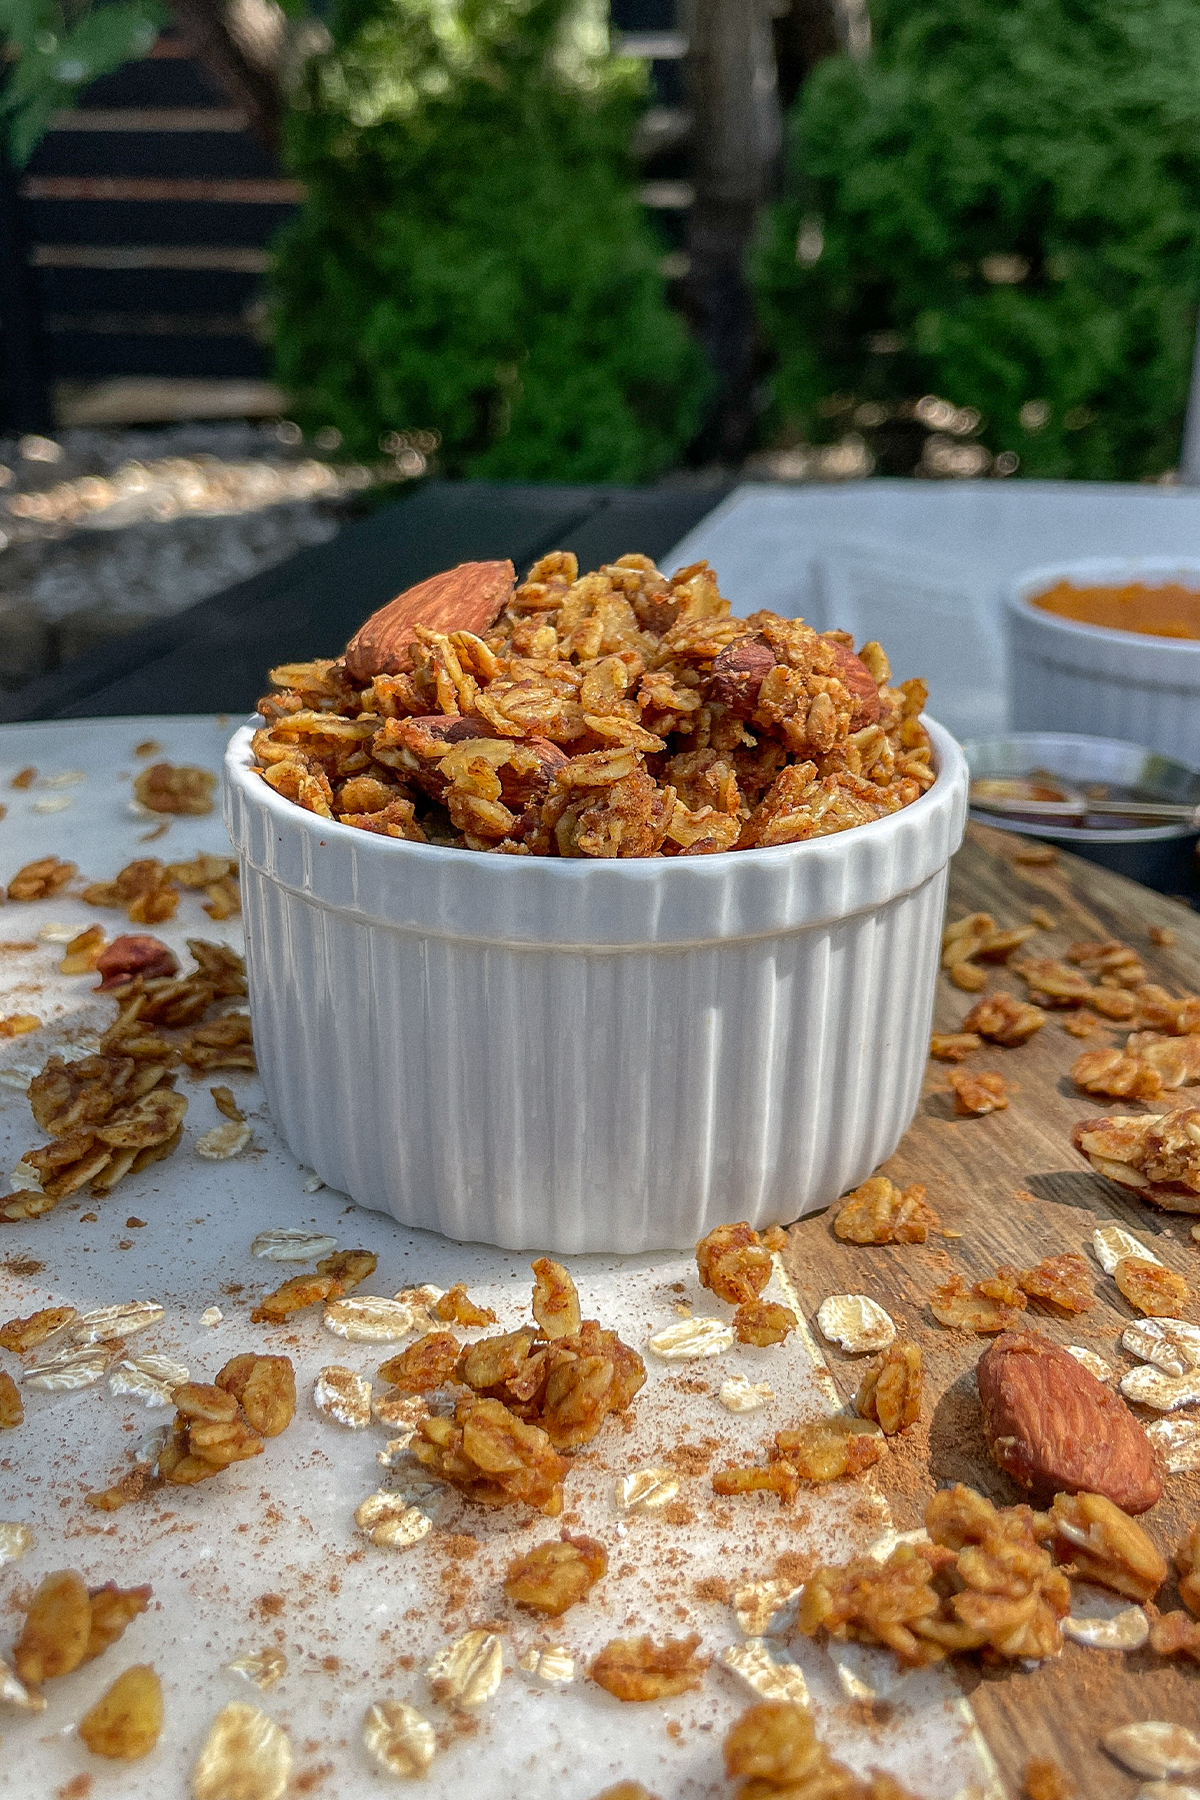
[[1006, 557, 1200, 767], [224, 720, 968, 1253]]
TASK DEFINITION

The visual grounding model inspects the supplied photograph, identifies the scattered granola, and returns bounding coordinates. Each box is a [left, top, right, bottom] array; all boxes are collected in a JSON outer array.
[[1062, 1607, 1150, 1651], [714, 1416, 884, 1501], [1115, 1256, 1191, 1318], [733, 1299, 797, 1345], [77, 1663, 162, 1760], [531, 1258, 582, 1337], [961, 990, 1045, 1045], [930, 1031, 982, 1061], [354, 1491, 431, 1549], [590, 1632, 707, 1701], [59, 923, 106, 975], [856, 1342, 922, 1434], [215, 1354, 295, 1437], [696, 1222, 773, 1304], [719, 1375, 774, 1412], [362, 1699, 438, 1778], [313, 1365, 372, 1429], [377, 1331, 461, 1394], [192, 1702, 292, 1800], [14, 1570, 150, 1683], [1175, 1518, 1200, 1614], [223, 1647, 288, 1690], [1051, 1491, 1167, 1601], [253, 555, 933, 856], [0, 1371, 23, 1427], [949, 1069, 1009, 1116], [133, 762, 216, 816], [4, 856, 76, 901], [251, 1248, 376, 1323], [250, 1227, 338, 1262], [413, 1398, 568, 1514], [815, 1293, 895, 1352], [427, 1629, 504, 1709], [614, 1468, 680, 1512], [159, 1381, 265, 1484], [1102, 1722, 1200, 1781], [930, 1271, 1026, 1333], [0, 1304, 76, 1351], [434, 1282, 498, 1327], [799, 1483, 1069, 1665], [1074, 1111, 1200, 1210], [647, 1317, 735, 1359], [723, 1699, 918, 1799], [1018, 1252, 1094, 1313], [833, 1175, 938, 1244], [503, 1532, 607, 1614], [1094, 1224, 1163, 1276], [1147, 1608, 1200, 1663], [718, 1640, 810, 1708]]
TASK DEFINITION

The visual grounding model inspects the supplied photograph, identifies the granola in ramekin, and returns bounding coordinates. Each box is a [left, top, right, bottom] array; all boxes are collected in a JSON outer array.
[[249, 554, 934, 856]]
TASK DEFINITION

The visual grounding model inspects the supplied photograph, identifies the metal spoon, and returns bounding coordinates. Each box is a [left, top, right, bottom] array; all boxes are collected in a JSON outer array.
[[970, 784, 1200, 827]]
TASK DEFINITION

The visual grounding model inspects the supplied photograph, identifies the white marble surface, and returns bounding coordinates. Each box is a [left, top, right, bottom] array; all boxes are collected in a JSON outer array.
[[0, 716, 1000, 1798]]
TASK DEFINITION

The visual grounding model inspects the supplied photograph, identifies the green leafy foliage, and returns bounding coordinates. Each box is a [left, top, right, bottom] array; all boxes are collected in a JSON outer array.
[[1, 0, 165, 165], [270, 0, 707, 479], [754, 0, 1200, 479]]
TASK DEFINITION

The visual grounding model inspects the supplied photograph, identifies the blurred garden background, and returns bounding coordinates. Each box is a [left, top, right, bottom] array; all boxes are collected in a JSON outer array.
[[3, 0, 1200, 692]]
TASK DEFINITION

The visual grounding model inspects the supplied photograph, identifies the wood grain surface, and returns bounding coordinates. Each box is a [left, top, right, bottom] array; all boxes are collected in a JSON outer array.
[[782, 821, 1200, 1798]]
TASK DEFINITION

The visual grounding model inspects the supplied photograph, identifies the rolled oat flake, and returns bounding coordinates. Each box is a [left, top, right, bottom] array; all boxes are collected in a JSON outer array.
[[427, 1629, 504, 1709], [191, 1701, 292, 1800], [816, 1293, 895, 1353], [1104, 1722, 1200, 1779], [362, 1699, 437, 1778]]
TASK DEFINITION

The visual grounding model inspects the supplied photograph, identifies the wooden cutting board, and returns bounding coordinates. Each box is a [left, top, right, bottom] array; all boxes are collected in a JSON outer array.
[[782, 821, 1200, 1798]]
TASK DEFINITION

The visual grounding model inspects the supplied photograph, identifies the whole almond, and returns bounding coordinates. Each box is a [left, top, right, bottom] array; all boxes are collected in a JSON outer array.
[[978, 1327, 1162, 1513], [709, 635, 880, 730], [826, 640, 882, 728], [344, 560, 514, 681]]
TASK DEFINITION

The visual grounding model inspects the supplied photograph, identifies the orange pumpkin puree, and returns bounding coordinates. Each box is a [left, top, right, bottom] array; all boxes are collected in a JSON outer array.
[[1032, 580, 1200, 641]]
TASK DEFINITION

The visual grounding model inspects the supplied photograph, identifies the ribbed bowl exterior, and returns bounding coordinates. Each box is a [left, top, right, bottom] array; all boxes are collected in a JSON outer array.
[[225, 720, 968, 1252], [1007, 559, 1200, 769]]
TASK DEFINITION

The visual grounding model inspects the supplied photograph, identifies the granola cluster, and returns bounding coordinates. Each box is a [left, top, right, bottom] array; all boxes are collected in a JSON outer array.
[[834, 1175, 938, 1245], [931, 1254, 1092, 1332], [4, 941, 253, 1221], [250, 554, 933, 857], [713, 1414, 886, 1503], [723, 1700, 918, 1800], [382, 1263, 645, 1517], [798, 1483, 1070, 1665], [5, 850, 238, 923], [1073, 1110, 1200, 1211]]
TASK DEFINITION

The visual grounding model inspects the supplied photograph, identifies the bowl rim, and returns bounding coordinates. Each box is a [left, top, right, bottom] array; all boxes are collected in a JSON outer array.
[[225, 712, 965, 878], [1006, 556, 1200, 658]]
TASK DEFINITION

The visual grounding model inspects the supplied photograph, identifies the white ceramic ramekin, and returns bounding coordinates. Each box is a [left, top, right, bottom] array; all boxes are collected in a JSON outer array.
[[1006, 558, 1200, 768], [224, 721, 968, 1253]]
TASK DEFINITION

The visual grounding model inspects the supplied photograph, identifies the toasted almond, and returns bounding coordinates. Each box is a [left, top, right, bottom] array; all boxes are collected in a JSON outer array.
[[192, 1702, 292, 1800], [816, 1293, 896, 1353], [646, 1317, 735, 1360], [719, 1639, 811, 1706], [1094, 1223, 1163, 1275], [1066, 1345, 1113, 1382], [250, 1227, 338, 1262], [354, 1491, 431, 1550], [614, 1468, 680, 1512], [1145, 1417, 1200, 1475], [0, 1522, 32, 1565], [313, 1365, 371, 1429], [223, 1647, 288, 1691], [196, 1121, 252, 1160], [732, 1578, 799, 1638], [427, 1629, 504, 1710], [1124, 1319, 1200, 1378], [363, 1699, 437, 1778], [324, 1296, 414, 1343], [24, 1343, 115, 1390], [109, 1353, 189, 1408], [517, 1645, 575, 1685], [1063, 1607, 1150, 1650], [1120, 1367, 1200, 1412], [71, 1300, 162, 1345], [1104, 1722, 1200, 1780], [718, 1375, 775, 1413]]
